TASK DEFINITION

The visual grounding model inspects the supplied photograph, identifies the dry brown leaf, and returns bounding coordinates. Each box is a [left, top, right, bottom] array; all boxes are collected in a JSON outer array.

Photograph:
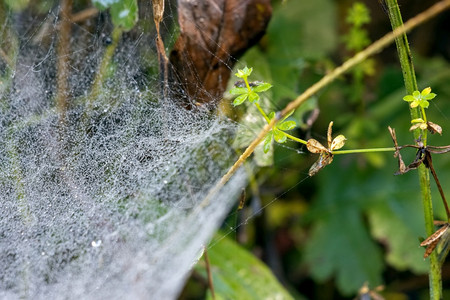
[[169, 0, 272, 106], [308, 153, 333, 177], [306, 139, 328, 153], [330, 134, 346, 151], [427, 121, 442, 135]]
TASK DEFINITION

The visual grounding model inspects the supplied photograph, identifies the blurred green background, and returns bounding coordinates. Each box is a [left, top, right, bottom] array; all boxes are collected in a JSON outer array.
[[183, 0, 450, 299], [2, 0, 450, 299]]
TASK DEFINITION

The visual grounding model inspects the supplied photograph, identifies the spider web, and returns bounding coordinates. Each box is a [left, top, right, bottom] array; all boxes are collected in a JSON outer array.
[[0, 2, 247, 299]]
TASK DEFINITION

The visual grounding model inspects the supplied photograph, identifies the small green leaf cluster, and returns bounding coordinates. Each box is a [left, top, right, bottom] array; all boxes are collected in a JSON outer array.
[[230, 67, 299, 154], [403, 87, 442, 134], [343, 2, 371, 52], [403, 87, 436, 109], [263, 110, 296, 153], [229, 67, 272, 106]]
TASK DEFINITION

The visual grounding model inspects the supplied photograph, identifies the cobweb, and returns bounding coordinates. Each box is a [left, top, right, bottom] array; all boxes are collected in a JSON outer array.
[[0, 3, 246, 299]]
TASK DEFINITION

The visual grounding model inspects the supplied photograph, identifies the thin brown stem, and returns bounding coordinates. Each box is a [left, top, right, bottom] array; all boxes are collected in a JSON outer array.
[[203, 248, 216, 300], [56, 0, 72, 121], [71, 7, 98, 23], [426, 153, 450, 220], [199, 0, 450, 206]]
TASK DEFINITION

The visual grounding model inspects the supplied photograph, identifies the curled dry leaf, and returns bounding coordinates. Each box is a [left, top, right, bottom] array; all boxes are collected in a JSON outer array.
[[308, 153, 333, 177], [330, 134, 346, 151], [388, 126, 406, 174], [169, 0, 272, 107], [152, 0, 164, 25], [409, 122, 427, 131], [307, 121, 346, 176], [326, 121, 333, 148], [427, 121, 442, 135], [421, 223, 450, 258], [307, 139, 329, 154]]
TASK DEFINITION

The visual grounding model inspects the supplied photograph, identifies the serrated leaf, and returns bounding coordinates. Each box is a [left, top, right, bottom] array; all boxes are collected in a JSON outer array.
[[197, 234, 295, 300], [305, 160, 431, 295], [273, 129, 287, 143], [229, 87, 248, 95], [248, 92, 260, 103], [252, 83, 272, 93], [277, 120, 296, 131], [233, 94, 248, 106], [306, 139, 328, 153], [330, 134, 346, 151], [304, 208, 383, 296], [368, 200, 428, 273]]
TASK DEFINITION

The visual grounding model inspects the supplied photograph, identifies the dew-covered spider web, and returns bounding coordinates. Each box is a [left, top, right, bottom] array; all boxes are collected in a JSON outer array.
[[0, 2, 247, 299]]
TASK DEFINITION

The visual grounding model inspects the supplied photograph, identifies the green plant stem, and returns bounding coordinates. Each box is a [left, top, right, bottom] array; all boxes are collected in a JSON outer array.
[[284, 132, 307, 145], [254, 102, 271, 123], [200, 0, 450, 208], [385, 0, 440, 299], [421, 106, 428, 123], [332, 147, 395, 155]]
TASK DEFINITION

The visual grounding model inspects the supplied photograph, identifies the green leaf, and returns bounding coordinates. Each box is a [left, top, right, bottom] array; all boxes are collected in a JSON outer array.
[[4, 0, 29, 11], [420, 100, 430, 109], [277, 120, 296, 131], [110, 0, 138, 31], [92, 0, 115, 11], [248, 92, 260, 103], [235, 66, 253, 78], [423, 93, 436, 100], [367, 200, 428, 273], [402, 95, 415, 102], [197, 234, 295, 300], [304, 208, 383, 296], [93, 0, 138, 31], [268, 111, 276, 120], [280, 109, 295, 122], [252, 83, 272, 93], [273, 129, 287, 143], [229, 87, 248, 95], [233, 94, 248, 106], [263, 132, 273, 154]]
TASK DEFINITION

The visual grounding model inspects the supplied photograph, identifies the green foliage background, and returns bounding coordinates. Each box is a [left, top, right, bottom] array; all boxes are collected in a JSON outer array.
[[2, 0, 450, 299], [191, 0, 450, 299]]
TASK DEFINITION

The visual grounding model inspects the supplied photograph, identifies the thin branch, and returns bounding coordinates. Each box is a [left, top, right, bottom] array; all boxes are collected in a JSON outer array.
[[71, 7, 98, 23], [199, 0, 450, 207], [425, 153, 450, 220], [56, 0, 72, 120], [203, 248, 216, 300]]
